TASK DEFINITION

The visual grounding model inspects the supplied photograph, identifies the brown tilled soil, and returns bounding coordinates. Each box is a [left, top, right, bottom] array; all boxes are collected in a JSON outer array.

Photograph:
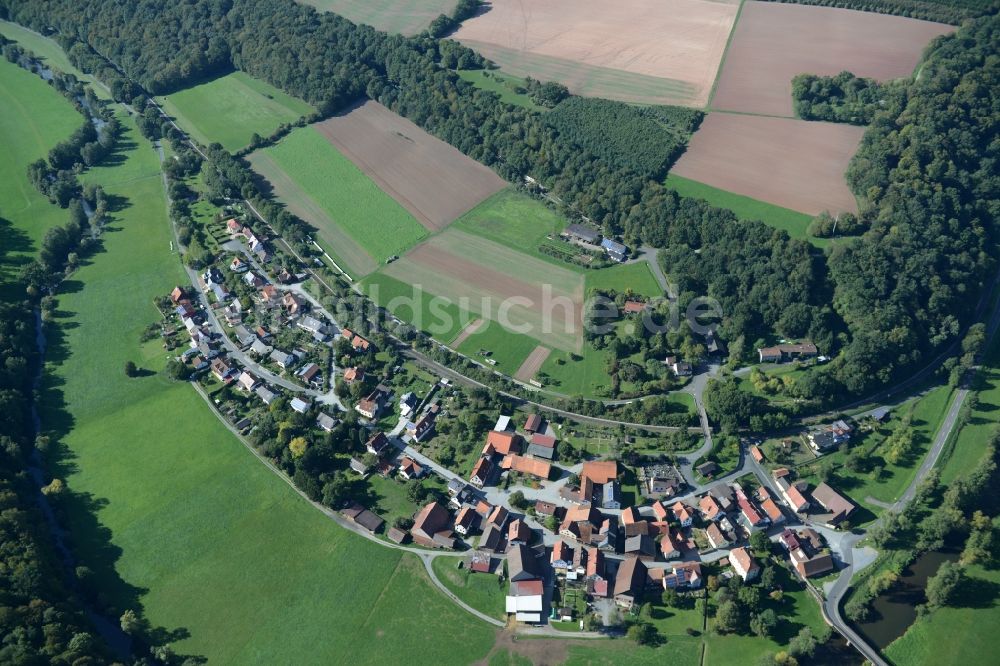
[[474, 631, 598, 666], [673, 112, 865, 215], [454, 0, 739, 107], [711, 1, 953, 116], [314, 100, 506, 231], [450, 318, 484, 347], [514, 345, 551, 383]]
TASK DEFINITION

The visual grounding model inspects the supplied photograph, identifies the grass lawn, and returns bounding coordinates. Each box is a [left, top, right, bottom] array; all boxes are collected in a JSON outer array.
[[301, 0, 456, 35], [362, 272, 470, 342], [251, 126, 427, 265], [665, 173, 822, 246], [563, 638, 702, 666], [884, 558, 1000, 665], [540, 346, 613, 398], [939, 334, 1000, 484], [796, 384, 955, 515], [586, 262, 663, 298], [457, 69, 543, 111], [40, 107, 495, 663], [0, 58, 83, 290], [452, 188, 581, 268], [0, 20, 109, 98], [455, 324, 540, 375], [431, 557, 507, 620], [157, 71, 313, 152]]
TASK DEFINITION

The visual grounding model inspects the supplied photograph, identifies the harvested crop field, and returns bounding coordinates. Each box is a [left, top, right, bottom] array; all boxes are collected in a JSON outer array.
[[450, 318, 484, 348], [711, 1, 953, 116], [301, 0, 456, 35], [672, 113, 864, 216], [315, 100, 506, 231], [515, 346, 551, 383], [381, 230, 585, 352], [454, 0, 740, 107]]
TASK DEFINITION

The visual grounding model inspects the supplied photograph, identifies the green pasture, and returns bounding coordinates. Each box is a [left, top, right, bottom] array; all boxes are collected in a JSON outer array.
[[251, 126, 427, 267], [586, 262, 663, 298], [665, 174, 821, 245], [0, 58, 83, 289], [452, 188, 569, 265], [39, 108, 495, 663], [939, 333, 1000, 484], [362, 272, 470, 342], [431, 558, 507, 620], [457, 69, 543, 111], [157, 71, 313, 152], [455, 323, 540, 374]]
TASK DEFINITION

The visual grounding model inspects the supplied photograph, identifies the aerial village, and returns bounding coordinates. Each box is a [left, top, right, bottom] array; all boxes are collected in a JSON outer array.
[[159, 206, 867, 631]]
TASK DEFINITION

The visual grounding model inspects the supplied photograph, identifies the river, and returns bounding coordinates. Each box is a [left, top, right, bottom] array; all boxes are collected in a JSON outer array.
[[854, 549, 960, 650]]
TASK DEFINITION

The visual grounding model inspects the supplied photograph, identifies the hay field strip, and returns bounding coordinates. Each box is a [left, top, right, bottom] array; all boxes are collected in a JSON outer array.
[[158, 71, 314, 152]]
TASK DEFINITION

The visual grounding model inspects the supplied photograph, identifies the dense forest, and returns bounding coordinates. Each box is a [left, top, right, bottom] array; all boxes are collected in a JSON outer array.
[[791, 71, 890, 125], [545, 97, 703, 179], [1, 0, 997, 409], [759, 0, 993, 24]]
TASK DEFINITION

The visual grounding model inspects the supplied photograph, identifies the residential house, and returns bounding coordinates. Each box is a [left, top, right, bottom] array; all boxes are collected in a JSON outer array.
[[479, 522, 504, 552], [551, 540, 573, 574], [705, 522, 730, 550], [623, 300, 646, 315], [487, 505, 510, 531], [297, 316, 330, 340], [387, 527, 408, 544], [249, 338, 271, 357], [170, 286, 186, 303], [738, 498, 767, 531], [290, 397, 310, 414], [349, 457, 369, 475], [230, 257, 248, 273], [356, 387, 388, 419], [406, 409, 437, 443], [624, 535, 656, 562], [454, 506, 477, 535], [447, 478, 467, 497], [662, 562, 703, 590], [808, 419, 853, 452], [296, 362, 321, 387], [508, 519, 531, 546], [507, 544, 542, 582], [750, 445, 765, 463], [579, 460, 618, 505], [470, 457, 494, 487], [468, 550, 492, 574], [234, 325, 255, 348], [399, 392, 418, 417], [501, 454, 551, 480], [225, 218, 242, 235], [602, 482, 621, 510], [243, 271, 264, 288], [343, 367, 364, 384], [601, 237, 628, 262], [398, 456, 424, 480], [757, 342, 818, 363], [696, 461, 719, 478], [729, 547, 761, 582], [699, 494, 724, 521], [410, 502, 455, 549], [652, 501, 669, 522], [664, 355, 693, 377], [810, 483, 856, 526], [613, 556, 647, 609], [255, 385, 277, 405], [672, 501, 694, 527], [773, 469, 811, 513], [237, 371, 259, 392], [269, 349, 295, 369], [621, 506, 641, 527], [316, 412, 338, 432], [351, 334, 372, 352], [210, 358, 234, 383], [585, 547, 605, 580], [709, 484, 735, 511], [366, 432, 390, 456], [660, 529, 682, 560], [757, 487, 785, 525]]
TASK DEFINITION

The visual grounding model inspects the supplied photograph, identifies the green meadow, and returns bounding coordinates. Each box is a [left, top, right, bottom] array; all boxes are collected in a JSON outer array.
[[362, 271, 471, 342], [39, 107, 494, 662], [301, 0, 456, 35], [455, 322, 542, 374], [0, 58, 83, 288], [157, 71, 313, 152], [586, 262, 663, 298], [457, 69, 543, 111], [251, 126, 428, 264], [665, 173, 821, 245], [431, 558, 507, 620]]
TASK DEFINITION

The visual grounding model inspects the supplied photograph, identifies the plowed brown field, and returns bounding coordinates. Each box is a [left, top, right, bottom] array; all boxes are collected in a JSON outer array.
[[315, 100, 506, 231], [711, 1, 953, 116]]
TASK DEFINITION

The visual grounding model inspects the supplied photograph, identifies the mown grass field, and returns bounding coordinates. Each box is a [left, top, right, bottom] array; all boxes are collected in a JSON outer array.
[[251, 126, 427, 267], [0, 20, 109, 98], [362, 271, 470, 342], [0, 58, 82, 288], [431, 558, 507, 620], [40, 107, 495, 663], [302, 0, 456, 35], [157, 71, 313, 152], [939, 333, 1000, 484], [457, 69, 543, 111], [586, 262, 663, 298], [455, 323, 541, 374], [665, 173, 820, 245]]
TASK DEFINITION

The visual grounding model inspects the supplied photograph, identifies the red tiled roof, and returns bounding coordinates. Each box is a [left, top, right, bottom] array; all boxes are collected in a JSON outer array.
[[530, 433, 556, 448], [501, 454, 551, 479], [484, 430, 521, 456]]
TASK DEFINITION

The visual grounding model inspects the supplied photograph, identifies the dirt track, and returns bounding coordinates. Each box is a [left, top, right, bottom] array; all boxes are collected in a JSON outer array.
[[450, 318, 484, 347], [315, 100, 506, 231], [514, 345, 551, 383], [454, 0, 739, 107], [711, 1, 953, 116], [672, 112, 864, 215]]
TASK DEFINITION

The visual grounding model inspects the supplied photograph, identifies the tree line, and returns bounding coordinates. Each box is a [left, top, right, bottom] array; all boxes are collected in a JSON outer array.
[[758, 0, 994, 24]]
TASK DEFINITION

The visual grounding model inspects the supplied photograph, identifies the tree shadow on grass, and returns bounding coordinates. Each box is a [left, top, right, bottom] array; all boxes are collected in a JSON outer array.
[[952, 575, 1000, 609]]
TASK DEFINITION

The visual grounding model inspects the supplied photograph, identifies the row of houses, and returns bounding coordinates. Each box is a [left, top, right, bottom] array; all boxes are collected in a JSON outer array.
[[772, 469, 856, 526], [470, 415, 559, 488], [561, 224, 629, 262]]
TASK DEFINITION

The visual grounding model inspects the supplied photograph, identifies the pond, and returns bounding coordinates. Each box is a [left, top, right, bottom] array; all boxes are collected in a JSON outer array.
[[855, 549, 959, 649]]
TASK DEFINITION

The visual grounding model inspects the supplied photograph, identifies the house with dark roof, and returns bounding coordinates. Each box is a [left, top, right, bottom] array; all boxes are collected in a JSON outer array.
[[410, 502, 454, 548], [366, 431, 390, 456], [563, 223, 600, 244], [479, 522, 504, 552], [468, 550, 492, 574], [342, 504, 384, 534], [810, 482, 856, 526], [624, 535, 656, 561], [614, 556, 647, 609], [524, 413, 542, 434], [600, 237, 628, 262], [757, 342, 818, 363], [470, 457, 494, 487], [507, 544, 542, 582]]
